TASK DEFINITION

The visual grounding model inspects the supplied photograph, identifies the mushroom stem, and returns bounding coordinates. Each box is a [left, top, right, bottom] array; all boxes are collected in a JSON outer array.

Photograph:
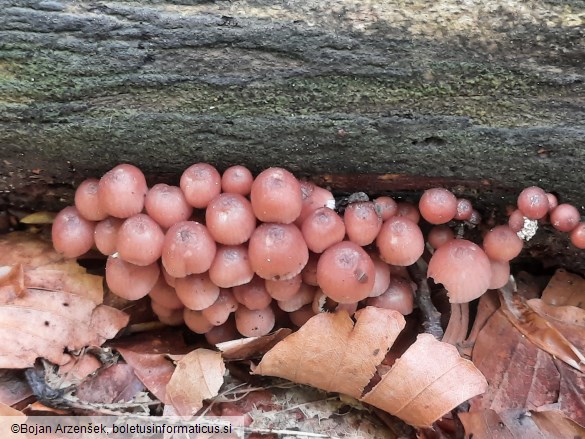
[[408, 258, 444, 339]]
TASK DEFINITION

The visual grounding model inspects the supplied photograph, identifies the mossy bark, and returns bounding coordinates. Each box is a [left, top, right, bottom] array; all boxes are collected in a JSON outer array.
[[0, 1, 584, 267]]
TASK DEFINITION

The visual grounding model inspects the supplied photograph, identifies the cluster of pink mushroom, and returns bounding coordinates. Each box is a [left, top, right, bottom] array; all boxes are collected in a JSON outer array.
[[51, 163, 585, 342]]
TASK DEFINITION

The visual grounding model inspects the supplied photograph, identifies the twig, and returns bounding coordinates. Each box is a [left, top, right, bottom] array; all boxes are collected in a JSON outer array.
[[408, 258, 444, 339]]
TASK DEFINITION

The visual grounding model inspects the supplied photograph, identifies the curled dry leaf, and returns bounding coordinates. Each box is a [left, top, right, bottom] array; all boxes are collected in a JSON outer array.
[[362, 333, 488, 427], [166, 349, 225, 416], [216, 328, 292, 361], [500, 293, 585, 372], [254, 307, 487, 427], [0, 233, 128, 368], [255, 307, 405, 397]]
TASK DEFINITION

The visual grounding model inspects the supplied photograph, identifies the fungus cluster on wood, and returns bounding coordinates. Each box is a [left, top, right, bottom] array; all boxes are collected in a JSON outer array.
[[52, 163, 585, 342]]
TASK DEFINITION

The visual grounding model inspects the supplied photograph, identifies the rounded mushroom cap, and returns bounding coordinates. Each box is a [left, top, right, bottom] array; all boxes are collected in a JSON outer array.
[[117, 214, 165, 266], [52, 206, 95, 258], [316, 241, 375, 303], [550, 203, 581, 232], [145, 184, 193, 229], [419, 188, 458, 224], [105, 255, 160, 300], [482, 225, 523, 262], [250, 167, 302, 224], [344, 201, 382, 246], [180, 163, 222, 209], [248, 222, 309, 280], [376, 216, 424, 266], [517, 186, 549, 220], [98, 164, 147, 218], [427, 239, 491, 303], [75, 178, 108, 221], [221, 165, 254, 196]]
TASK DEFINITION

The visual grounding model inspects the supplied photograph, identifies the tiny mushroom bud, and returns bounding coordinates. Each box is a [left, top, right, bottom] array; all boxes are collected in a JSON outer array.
[[202, 289, 239, 326], [301, 207, 345, 253], [148, 275, 183, 310], [265, 274, 302, 300], [454, 198, 473, 221], [295, 180, 335, 226], [184, 309, 214, 334], [374, 196, 398, 221], [570, 223, 585, 249], [94, 217, 124, 256], [161, 221, 217, 278], [367, 276, 414, 315], [427, 239, 491, 303], [396, 202, 420, 223], [209, 245, 254, 288], [427, 225, 455, 250], [233, 276, 273, 310], [175, 273, 220, 311]]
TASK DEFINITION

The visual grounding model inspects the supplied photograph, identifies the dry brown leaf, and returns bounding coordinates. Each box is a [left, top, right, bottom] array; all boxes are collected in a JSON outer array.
[[0, 233, 128, 368], [0, 233, 62, 267], [25, 261, 104, 304], [217, 328, 292, 360], [528, 298, 585, 350], [114, 329, 193, 404], [0, 402, 24, 416], [541, 269, 585, 308], [0, 402, 26, 439], [255, 307, 487, 427], [362, 333, 488, 427], [0, 370, 32, 407], [0, 288, 128, 368], [254, 307, 405, 397], [0, 264, 25, 296], [460, 408, 585, 439], [166, 349, 226, 416], [500, 293, 585, 372], [471, 310, 560, 413], [471, 308, 585, 426], [531, 410, 585, 437], [75, 363, 145, 404]]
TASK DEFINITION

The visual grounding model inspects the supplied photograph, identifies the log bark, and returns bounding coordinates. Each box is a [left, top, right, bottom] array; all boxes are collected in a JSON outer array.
[[0, 1, 584, 267]]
